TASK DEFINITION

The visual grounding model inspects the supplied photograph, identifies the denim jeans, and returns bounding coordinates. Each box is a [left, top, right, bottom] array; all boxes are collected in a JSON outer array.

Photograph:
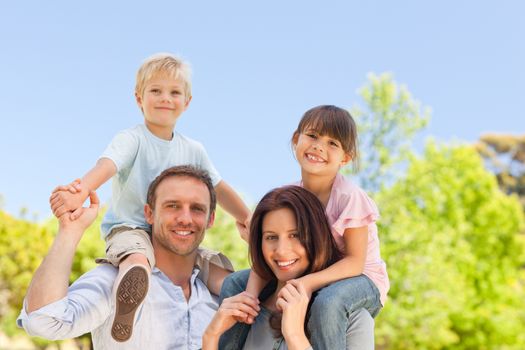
[[219, 269, 380, 350], [308, 274, 382, 349]]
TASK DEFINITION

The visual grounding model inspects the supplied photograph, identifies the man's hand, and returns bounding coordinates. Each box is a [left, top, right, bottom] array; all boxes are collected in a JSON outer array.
[[49, 179, 90, 220]]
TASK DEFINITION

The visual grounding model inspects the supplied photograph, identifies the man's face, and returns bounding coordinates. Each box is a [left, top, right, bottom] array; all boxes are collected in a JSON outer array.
[[145, 176, 214, 257]]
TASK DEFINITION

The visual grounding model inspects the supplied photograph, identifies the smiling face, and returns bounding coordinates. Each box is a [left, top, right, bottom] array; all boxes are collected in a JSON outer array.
[[261, 207, 310, 283], [145, 176, 213, 258], [136, 74, 191, 139], [293, 129, 351, 178]]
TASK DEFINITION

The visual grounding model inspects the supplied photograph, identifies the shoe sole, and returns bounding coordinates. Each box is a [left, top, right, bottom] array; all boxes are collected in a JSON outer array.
[[111, 265, 149, 342]]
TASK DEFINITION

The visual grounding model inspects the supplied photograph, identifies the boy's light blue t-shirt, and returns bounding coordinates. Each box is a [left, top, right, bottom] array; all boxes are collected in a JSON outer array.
[[100, 124, 221, 238]]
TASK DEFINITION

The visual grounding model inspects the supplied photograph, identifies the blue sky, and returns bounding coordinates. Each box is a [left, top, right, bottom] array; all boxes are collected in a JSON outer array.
[[0, 1, 523, 221]]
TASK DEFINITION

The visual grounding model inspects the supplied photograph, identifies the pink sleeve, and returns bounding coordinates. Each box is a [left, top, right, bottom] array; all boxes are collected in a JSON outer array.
[[332, 188, 380, 236]]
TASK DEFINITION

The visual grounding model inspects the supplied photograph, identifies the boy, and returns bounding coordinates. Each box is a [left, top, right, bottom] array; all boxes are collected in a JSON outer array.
[[50, 53, 250, 342]]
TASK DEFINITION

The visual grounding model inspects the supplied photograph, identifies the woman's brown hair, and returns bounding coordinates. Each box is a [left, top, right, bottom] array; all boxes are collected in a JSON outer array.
[[249, 185, 343, 337]]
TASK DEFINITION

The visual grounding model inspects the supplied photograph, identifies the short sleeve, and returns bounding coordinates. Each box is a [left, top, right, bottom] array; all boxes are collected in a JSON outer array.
[[194, 142, 222, 186], [332, 187, 380, 237], [100, 129, 139, 172]]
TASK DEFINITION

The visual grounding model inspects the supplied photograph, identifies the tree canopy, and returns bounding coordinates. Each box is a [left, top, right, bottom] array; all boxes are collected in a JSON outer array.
[[375, 142, 525, 349], [476, 133, 525, 211]]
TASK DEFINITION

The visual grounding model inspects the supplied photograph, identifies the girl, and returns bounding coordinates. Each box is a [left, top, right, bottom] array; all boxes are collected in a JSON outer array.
[[204, 186, 374, 349], [222, 105, 389, 349]]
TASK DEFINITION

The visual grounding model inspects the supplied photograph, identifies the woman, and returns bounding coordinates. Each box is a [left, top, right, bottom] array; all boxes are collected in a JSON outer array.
[[203, 186, 374, 349]]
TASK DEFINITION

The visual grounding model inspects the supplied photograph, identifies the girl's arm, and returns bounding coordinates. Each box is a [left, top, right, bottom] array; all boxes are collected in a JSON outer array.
[[296, 226, 368, 295], [215, 180, 252, 241], [49, 158, 117, 219]]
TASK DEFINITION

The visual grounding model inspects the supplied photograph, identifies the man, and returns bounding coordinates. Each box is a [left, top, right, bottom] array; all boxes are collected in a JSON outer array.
[[17, 166, 232, 349]]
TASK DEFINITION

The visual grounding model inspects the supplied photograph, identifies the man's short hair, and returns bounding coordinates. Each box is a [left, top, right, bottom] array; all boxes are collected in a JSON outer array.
[[146, 165, 216, 214]]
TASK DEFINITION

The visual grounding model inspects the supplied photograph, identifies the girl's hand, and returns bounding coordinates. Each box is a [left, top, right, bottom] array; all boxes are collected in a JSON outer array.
[[276, 280, 311, 348], [204, 292, 260, 338], [286, 276, 314, 299]]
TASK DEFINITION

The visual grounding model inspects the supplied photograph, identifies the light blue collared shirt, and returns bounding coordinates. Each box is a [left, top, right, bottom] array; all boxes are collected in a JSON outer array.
[[17, 265, 217, 350]]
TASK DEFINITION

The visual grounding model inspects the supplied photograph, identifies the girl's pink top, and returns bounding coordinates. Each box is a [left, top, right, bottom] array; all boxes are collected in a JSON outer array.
[[300, 173, 390, 306]]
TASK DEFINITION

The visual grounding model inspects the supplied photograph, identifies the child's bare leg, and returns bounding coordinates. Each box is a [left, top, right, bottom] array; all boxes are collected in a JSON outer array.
[[246, 269, 266, 298], [119, 252, 151, 273], [111, 252, 150, 342], [243, 270, 266, 323], [207, 263, 231, 295]]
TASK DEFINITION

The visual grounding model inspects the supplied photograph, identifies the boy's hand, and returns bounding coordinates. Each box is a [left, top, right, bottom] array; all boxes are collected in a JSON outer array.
[[58, 190, 100, 233], [235, 221, 249, 242], [235, 214, 251, 242], [49, 179, 90, 220]]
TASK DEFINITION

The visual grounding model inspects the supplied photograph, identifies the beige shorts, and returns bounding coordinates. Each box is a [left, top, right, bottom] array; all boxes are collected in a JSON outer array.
[[195, 247, 234, 285], [97, 226, 234, 284], [96, 226, 155, 268]]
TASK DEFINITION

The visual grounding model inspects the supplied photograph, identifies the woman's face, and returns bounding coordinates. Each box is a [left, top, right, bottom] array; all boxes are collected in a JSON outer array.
[[261, 208, 310, 282]]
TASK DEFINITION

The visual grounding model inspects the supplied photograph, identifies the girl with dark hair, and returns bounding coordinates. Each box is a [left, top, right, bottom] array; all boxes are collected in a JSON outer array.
[[221, 105, 389, 349], [202, 186, 374, 349]]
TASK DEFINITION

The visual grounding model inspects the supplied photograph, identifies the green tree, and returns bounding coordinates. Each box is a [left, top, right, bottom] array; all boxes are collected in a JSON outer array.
[[375, 142, 525, 349], [476, 133, 525, 211], [203, 206, 250, 270], [0, 209, 105, 349], [0, 211, 58, 349], [348, 73, 430, 192]]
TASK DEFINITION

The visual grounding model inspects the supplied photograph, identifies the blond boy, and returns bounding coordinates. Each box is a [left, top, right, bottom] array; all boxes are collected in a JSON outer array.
[[50, 53, 250, 342]]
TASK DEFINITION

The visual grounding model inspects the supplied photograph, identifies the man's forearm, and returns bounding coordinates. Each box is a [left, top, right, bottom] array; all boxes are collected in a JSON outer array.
[[25, 228, 83, 313]]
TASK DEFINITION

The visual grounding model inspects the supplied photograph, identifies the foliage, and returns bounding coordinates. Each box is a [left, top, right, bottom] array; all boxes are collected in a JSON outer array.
[[476, 133, 525, 211], [203, 206, 250, 270], [0, 209, 104, 349], [374, 142, 525, 349], [0, 211, 55, 348], [347, 72, 430, 192]]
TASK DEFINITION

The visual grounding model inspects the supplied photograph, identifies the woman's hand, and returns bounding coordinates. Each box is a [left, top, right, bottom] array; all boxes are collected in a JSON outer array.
[[203, 292, 260, 349], [276, 280, 312, 350]]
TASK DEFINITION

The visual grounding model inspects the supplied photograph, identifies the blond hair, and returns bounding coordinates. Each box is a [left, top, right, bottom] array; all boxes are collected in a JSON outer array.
[[135, 53, 192, 99]]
